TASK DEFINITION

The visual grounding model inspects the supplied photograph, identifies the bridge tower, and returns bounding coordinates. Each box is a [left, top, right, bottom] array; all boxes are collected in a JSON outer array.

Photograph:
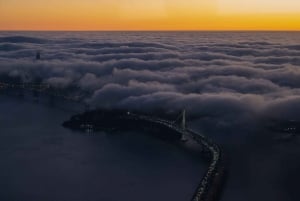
[[181, 109, 187, 141]]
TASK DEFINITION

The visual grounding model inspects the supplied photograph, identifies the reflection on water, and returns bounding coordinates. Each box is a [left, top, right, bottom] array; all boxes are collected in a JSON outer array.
[[0, 96, 206, 201]]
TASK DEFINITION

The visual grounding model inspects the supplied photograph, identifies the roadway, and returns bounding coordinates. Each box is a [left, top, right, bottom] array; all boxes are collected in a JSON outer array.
[[129, 113, 224, 201]]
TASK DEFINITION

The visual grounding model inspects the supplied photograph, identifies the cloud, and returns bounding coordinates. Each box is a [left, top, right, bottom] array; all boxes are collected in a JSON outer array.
[[45, 76, 73, 88], [90, 80, 176, 108], [0, 43, 24, 51], [0, 36, 49, 44], [0, 32, 300, 136]]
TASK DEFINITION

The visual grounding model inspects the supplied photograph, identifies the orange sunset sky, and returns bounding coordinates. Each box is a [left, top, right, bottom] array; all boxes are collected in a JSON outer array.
[[0, 0, 300, 30]]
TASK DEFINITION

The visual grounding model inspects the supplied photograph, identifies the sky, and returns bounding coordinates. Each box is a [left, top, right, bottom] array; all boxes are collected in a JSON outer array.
[[0, 0, 300, 30]]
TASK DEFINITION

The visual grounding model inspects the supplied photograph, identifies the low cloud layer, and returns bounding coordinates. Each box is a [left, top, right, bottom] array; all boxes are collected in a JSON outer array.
[[1, 32, 300, 137]]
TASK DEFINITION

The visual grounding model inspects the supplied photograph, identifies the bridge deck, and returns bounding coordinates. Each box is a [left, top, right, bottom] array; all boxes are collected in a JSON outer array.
[[130, 113, 224, 201]]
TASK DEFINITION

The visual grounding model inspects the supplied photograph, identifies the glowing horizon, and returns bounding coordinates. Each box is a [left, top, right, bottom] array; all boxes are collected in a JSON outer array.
[[0, 0, 300, 31]]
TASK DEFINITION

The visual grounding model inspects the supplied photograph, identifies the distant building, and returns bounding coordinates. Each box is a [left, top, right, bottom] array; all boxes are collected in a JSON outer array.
[[36, 51, 41, 60]]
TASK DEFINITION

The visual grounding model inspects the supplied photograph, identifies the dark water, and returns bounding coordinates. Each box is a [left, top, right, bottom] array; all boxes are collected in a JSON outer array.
[[0, 96, 206, 201]]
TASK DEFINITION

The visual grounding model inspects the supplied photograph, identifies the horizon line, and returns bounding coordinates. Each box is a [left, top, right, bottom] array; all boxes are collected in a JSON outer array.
[[1, 29, 300, 32]]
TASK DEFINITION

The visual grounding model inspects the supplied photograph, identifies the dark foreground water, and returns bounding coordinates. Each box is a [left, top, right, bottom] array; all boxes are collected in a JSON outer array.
[[0, 96, 206, 201]]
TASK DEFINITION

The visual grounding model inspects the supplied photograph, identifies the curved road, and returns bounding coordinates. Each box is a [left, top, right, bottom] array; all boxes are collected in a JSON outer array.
[[130, 113, 225, 201]]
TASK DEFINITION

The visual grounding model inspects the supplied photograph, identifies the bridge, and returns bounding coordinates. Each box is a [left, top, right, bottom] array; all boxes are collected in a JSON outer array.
[[129, 111, 225, 201], [0, 81, 85, 103], [0, 80, 225, 201]]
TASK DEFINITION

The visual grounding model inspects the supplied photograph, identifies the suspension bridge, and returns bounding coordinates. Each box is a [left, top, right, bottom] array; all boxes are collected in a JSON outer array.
[[0, 81, 85, 103], [129, 110, 225, 201], [0, 80, 225, 201]]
